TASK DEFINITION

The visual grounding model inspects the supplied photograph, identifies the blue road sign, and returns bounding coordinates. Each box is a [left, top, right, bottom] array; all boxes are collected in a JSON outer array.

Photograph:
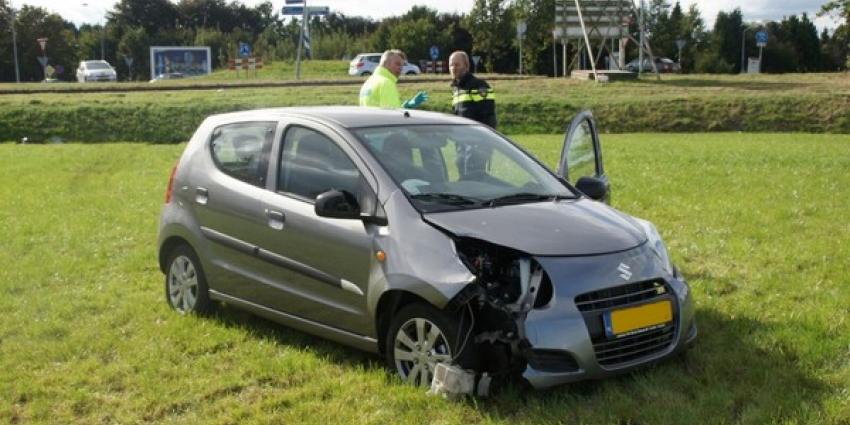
[[755, 30, 768, 45], [307, 6, 330, 16], [429, 45, 439, 61], [282, 5, 328, 16], [239, 42, 251, 58], [282, 6, 304, 15]]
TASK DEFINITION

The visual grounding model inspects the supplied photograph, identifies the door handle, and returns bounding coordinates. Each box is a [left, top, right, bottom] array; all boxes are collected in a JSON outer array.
[[266, 209, 285, 230], [195, 187, 209, 205]]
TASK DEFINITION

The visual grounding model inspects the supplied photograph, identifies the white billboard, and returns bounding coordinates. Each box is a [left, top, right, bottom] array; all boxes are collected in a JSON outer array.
[[149, 46, 212, 79]]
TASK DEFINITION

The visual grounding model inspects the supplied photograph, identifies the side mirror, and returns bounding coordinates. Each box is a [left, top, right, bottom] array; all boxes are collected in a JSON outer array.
[[576, 176, 609, 202], [315, 190, 361, 219]]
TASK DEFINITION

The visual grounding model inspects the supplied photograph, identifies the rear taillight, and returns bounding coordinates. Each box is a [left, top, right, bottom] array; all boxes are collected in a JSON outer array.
[[356, 62, 364, 68], [164, 161, 178, 203]]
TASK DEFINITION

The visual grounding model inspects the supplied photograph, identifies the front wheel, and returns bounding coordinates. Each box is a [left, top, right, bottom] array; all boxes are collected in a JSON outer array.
[[386, 303, 477, 387], [165, 245, 213, 315]]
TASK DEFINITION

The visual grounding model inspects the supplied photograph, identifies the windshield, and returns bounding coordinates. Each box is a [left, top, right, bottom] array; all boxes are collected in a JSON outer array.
[[85, 62, 111, 70], [354, 125, 576, 212]]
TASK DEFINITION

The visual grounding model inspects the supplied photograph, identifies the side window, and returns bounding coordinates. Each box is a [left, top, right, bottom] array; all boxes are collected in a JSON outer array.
[[210, 122, 275, 187], [278, 127, 364, 201], [566, 121, 598, 181]]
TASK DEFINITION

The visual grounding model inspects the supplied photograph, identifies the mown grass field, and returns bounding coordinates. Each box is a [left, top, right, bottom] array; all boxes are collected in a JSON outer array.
[[0, 67, 848, 141], [1, 133, 848, 424]]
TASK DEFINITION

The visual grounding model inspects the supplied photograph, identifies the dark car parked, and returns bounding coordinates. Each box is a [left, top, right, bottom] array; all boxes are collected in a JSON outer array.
[[626, 57, 681, 73]]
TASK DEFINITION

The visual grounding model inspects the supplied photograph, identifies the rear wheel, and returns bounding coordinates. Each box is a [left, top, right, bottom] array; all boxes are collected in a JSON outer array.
[[165, 245, 213, 315], [386, 303, 477, 387], [361, 71, 372, 76]]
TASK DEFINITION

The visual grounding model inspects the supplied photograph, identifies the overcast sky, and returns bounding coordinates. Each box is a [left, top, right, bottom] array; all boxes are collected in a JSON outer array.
[[14, 0, 841, 31]]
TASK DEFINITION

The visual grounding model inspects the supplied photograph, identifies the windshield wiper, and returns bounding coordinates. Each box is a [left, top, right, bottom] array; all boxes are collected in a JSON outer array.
[[485, 192, 574, 207], [410, 192, 482, 206]]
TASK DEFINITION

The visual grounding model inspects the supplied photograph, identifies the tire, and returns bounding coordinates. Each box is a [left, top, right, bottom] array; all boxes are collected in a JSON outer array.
[[361, 71, 372, 76], [164, 244, 213, 315], [386, 303, 477, 387], [405, 71, 416, 75]]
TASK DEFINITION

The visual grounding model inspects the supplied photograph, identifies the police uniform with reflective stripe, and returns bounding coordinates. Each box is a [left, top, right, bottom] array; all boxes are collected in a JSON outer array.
[[451, 72, 496, 128]]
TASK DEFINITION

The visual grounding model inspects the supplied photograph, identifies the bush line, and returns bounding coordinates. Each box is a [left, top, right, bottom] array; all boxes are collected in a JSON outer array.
[[2, 94, 847, 143]]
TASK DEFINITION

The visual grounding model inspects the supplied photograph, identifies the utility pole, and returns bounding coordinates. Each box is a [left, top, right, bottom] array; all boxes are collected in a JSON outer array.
[[82, 3, 105, 60], [295, 0, 307, 80], [638, 0, 645, 74], [10, 0, 20, 82], [552, 29, 559, 77]]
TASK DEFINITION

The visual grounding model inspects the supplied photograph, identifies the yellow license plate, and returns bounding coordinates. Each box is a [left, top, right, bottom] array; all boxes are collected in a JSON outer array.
[[605, 300, 673, 337]]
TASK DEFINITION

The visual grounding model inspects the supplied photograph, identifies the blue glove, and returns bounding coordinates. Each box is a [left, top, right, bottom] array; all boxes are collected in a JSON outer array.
[[402, 90, 428, 109]]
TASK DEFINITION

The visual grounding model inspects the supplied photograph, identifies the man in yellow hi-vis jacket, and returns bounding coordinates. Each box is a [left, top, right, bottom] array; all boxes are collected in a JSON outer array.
[[359, 50, 428, 109]]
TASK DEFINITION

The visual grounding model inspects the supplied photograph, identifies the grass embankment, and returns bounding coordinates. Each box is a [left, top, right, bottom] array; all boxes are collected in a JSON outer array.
[[0, 71, 848, 142], [1, 134, 848, 424]]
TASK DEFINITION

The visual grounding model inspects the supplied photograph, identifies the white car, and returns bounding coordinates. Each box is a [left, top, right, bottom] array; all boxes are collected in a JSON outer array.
[[348, 53, 421, 76], [76, 60, 117, 83]]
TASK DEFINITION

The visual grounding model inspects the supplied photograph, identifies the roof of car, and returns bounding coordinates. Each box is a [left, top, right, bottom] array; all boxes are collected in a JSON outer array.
[[208, 106, 476, 129]]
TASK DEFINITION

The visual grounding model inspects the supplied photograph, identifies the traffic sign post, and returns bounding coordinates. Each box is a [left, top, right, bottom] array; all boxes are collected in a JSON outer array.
[[123, 55, 134, 81], [755, 30, 768, 73], [239, 42, 251, 58], [286, 1, 330, 80], [675, 39, 686, 65], [428, 45, 440, 74], [516, 21, 527, 74]]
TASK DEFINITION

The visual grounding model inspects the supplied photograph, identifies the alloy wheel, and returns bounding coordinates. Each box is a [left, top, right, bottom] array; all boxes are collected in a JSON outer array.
[[393, 318, 453, 387]]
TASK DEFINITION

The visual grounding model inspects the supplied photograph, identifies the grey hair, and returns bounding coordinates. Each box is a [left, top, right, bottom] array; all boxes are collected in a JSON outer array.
[[449, 50, 470, 67], [380, 49, 407, 66]]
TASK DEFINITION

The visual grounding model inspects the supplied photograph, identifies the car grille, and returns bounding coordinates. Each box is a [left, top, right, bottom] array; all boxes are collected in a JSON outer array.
[[593, 324, 676, 366], [575, 280, 677, 368], [575, 280, 668, 312]]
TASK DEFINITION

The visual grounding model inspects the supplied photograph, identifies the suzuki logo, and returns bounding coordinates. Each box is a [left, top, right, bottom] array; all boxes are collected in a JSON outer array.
[[617, 263, 632, 281]]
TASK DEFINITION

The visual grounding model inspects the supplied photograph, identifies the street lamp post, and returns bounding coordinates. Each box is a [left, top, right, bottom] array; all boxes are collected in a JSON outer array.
[[9, 0, 20, 82], [740, 24, 761, 74], [82, 3, 105, 60]]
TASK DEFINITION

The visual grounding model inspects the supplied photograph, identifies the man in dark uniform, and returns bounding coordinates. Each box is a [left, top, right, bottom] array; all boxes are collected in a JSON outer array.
[[449, 51, 496, 128], [449, 51, 496, 178]]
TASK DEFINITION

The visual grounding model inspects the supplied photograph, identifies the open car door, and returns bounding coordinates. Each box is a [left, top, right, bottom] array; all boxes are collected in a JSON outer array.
[[557, 110, 610, 203]]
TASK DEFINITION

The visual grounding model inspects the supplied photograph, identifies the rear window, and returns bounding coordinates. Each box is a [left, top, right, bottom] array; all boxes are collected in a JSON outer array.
[[210, 122, 275, 187], [84, 62, 111, 70]]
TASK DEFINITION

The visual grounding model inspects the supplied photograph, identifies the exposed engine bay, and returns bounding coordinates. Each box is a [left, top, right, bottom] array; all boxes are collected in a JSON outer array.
[[447, 236, 555, 385]]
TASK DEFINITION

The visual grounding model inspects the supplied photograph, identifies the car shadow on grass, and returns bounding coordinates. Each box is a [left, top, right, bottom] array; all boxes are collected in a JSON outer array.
[[472, 308, 827, 423], [201, 303, 827, 423], [207, 303, 381, 369]]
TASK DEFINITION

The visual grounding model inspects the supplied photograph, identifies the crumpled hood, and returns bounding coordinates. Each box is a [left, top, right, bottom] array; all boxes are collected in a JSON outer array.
[[423, 198, 646, 256]]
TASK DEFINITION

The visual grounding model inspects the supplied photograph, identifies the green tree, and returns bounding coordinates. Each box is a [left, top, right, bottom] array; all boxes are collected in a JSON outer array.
[[13, 6, 77, 81], [465, 0, 515, 73], [819, 0, 850, 68], [110, 0, 179, 35], [707, 8, 743, 73], [116, 26, 149, 80], [679, 3, 707, 72]]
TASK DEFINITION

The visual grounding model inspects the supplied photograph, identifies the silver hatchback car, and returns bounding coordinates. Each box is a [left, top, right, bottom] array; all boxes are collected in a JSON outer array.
[[158, 107, 696, 390]]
